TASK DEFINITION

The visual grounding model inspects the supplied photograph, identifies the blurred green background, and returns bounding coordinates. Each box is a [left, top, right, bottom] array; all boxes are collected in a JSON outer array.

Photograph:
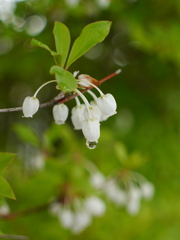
[[0, 0, 180, 239]]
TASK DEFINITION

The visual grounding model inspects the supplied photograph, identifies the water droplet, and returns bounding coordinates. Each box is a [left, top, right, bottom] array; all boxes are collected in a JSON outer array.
[[86, 141, 98, 149]]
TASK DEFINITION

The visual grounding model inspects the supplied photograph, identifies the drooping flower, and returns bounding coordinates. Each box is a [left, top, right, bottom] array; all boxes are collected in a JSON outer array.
[[82, 119, 100, 148], [58, 208, 75, 229], [126, 185, 142, 216], [140, 181, 155, 200], [83, 105, 101, 121], [22, 96, 39, 118], [84, 196, 106, 217], [71, 104, 85, 130], [90, 172, 106, 189], [72, 210, 92, 234], [104, 179, 127, 206], [96, 93, 117, 117], [53, 103, 69, 125]]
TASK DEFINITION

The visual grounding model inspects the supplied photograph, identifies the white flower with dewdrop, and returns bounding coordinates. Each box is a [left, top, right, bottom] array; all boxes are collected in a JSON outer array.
[[82, 119, 100, 148]]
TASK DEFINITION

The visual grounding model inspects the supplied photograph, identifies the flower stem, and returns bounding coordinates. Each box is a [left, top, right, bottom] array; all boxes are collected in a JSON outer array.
[[74, 89, 92, 119], [33, 80, 57, 98]]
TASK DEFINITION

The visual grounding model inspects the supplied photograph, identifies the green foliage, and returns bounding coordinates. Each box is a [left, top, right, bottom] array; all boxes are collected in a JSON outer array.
[[31, 21, 111, 92], [50, 66, 77, 92], [0, 153, 16, 199]]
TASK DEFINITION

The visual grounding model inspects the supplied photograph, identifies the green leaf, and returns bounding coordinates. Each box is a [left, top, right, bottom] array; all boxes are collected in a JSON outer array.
[[13, 124, 41, 148], [31, 39, 61, 66], [31, 38, 55, 54], [0, 153, 15, 173], [66, 21, 112, 68], [53, 22, 71, 68], [0, 176, 16, 199], [50, 66, 77, 92]]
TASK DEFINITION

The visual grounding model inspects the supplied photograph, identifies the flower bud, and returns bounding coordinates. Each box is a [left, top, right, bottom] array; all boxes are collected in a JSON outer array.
[[22, 96, 39, 118], [53, 103, 69, 125]]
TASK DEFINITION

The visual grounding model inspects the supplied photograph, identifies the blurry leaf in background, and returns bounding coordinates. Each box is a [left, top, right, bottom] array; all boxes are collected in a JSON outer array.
[[0, 153, 15, 173], [0, 153, 16, 199], [0, 176, 16, 200], [13, 124, 41, 148]]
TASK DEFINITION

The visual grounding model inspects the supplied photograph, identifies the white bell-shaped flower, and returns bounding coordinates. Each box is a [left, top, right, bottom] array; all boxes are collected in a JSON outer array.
[[71, 104, 85, 130], [96, 93, 117, 117], [72, 210, 92, 234], [53, 103, 69, 125], [82, 119, 100, 146], [0, 203, 10, 215], [22, 96, 39, 118], [105, 180, 127, 206], [90, 100, 109, 121], [126, 198, 141, 216], [140, 181, 154, 200], [58, 208, 74, 229], [84, 196, 106, 217], [83, 105, 101, 121], [90, 172, 106, 189], [126, 185, 142, 215]]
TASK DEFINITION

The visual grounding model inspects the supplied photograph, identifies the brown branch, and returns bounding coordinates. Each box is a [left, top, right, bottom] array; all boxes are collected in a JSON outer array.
[[0, 235, 28, 240], [0, 69, 121, 113], [0, 202, 50, 221]]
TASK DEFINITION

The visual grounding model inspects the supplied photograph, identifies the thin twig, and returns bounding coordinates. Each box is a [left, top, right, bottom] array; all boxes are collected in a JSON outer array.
[[0, 70, 121, 113], [0, 234, 28, 240], [0, 202, 50, 220]]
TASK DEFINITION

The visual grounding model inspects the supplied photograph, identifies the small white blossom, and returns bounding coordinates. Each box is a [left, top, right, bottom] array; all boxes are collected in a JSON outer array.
[[0, 203, 10, 215], [126, 198, 141, 216], [72, 210, 92, 234], [126, 185, 142, 215], [96, 93, 117, 117], [105, 180, 127, 206], [84, 196, 106, 217], [141, 182, 155, 200], [82, 119, 100, 143], [49, 202, 61, 216], [58, 208, 74, 229], [71, 104, 85, 130], [53, 103, 69, 125], [90, 172, 106, 189], [22, 96, 39, 118]]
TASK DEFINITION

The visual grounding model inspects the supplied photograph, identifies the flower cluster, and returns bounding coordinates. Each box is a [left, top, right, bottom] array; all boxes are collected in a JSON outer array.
[[49, 195, 106, 234], [90, 170, 154, 216], [22, 72, 118, 149]]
